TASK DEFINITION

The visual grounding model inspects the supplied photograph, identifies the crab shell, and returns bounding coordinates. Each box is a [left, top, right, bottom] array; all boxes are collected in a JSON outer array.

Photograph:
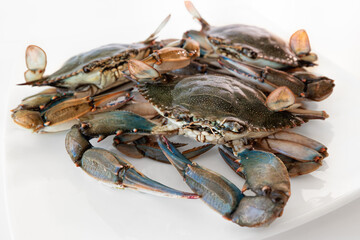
[[138, 74, 304, 144], [206, 24, 301, 69], [29, 43, 154, 93]]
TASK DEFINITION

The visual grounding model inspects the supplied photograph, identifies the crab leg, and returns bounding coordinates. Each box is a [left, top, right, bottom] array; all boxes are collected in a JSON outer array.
[[12, 89, 131, 132], [158, 136, 290, 227], [218, 56, 335, 101], [275, 153, 322, 177], [184, 1, 210, 32], [254, 131, 328, 176], [65, 123, 198, 199], [291, 71, 335, 101], [290, 29, 318, 63], [142, 14, 171, 44], [113, 135, 214, 163], [136, 38, 200, 74], [24, 45, 47, 82]]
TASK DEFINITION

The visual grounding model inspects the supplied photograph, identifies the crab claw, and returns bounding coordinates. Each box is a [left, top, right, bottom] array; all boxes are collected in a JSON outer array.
[[24, 45, 47, 82], [141, 45, 199, 73], [219, 147, 290, 204], [128, 59, 161, 80], [158, 136, 289, 227], [183, 30, 214, 56], [65, 125, 198, 199]]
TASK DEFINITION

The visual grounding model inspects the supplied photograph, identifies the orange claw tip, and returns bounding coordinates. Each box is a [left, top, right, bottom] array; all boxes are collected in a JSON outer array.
[[186, 194, 200, 199], [116, 130, 123, 136], [44, 121, 51, 126], [320, 147, 327, 153], [313, 156, 322, 162], [241, 183, 249, 192], [322, 111, 329, 118], [97, 135, 105, 142]]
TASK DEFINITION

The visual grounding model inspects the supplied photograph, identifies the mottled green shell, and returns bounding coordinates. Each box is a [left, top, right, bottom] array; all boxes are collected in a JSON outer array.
[[139, 74, 303, 131], [49, 43, 146, 80], [208, 24, 298, 68]]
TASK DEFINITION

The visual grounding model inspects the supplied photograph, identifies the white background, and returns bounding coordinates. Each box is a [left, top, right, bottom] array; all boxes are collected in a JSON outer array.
[[1, 0, 360, 239]]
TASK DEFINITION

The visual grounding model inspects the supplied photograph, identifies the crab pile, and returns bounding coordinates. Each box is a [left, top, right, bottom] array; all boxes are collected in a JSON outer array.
[[11, 1, 334, 227]]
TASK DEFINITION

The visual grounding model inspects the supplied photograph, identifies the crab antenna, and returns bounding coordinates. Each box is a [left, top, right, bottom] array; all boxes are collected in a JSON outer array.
[[184, 1, 210, 31], [143, 14, 171, 44]]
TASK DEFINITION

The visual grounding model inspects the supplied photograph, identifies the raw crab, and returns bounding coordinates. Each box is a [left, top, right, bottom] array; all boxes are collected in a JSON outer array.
[[11, 1, 333, 228], [183, 1, 317, 69], [61, 56, 329, 227]]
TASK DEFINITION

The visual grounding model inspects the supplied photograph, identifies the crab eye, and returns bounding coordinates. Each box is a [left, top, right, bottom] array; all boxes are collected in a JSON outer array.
[[241, 48, 257, 59], [223, 121, 245, 133], [210, 38, 222, 45], [83, 66, 91, 73]]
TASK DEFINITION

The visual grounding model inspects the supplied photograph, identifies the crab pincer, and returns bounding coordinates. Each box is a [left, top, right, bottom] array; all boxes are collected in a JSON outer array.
[[158, 136, 290, 227], [65, 124, 199, 199]]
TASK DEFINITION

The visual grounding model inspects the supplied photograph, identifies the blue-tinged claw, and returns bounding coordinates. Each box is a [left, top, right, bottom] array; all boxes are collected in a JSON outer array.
[[158, 136, 243, 216], [65, 125, 92, 165], [65, 126, 198, 199], [79, 147, 199, 199], [157, 136, 194, 174], [219, 146, 290, 203], [159, 136, 289, 227], [231, 196, 285, 227]]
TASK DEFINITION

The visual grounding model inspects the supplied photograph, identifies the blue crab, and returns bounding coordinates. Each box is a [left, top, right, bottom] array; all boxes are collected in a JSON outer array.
[[11, 4, 333, 228], [181, 1, 334, 101], [12, 15, 201, 132], [183, 1, 318, 69], [19, 15, 172, 95], [61, 55, 328, 227]]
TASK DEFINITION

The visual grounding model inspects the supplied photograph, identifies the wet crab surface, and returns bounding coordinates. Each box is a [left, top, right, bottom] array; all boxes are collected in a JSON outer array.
[[3, 0, 358, 240]]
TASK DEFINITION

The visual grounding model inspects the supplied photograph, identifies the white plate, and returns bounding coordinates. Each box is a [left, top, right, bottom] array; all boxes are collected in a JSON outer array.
[[3, 1, 360, 239]]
